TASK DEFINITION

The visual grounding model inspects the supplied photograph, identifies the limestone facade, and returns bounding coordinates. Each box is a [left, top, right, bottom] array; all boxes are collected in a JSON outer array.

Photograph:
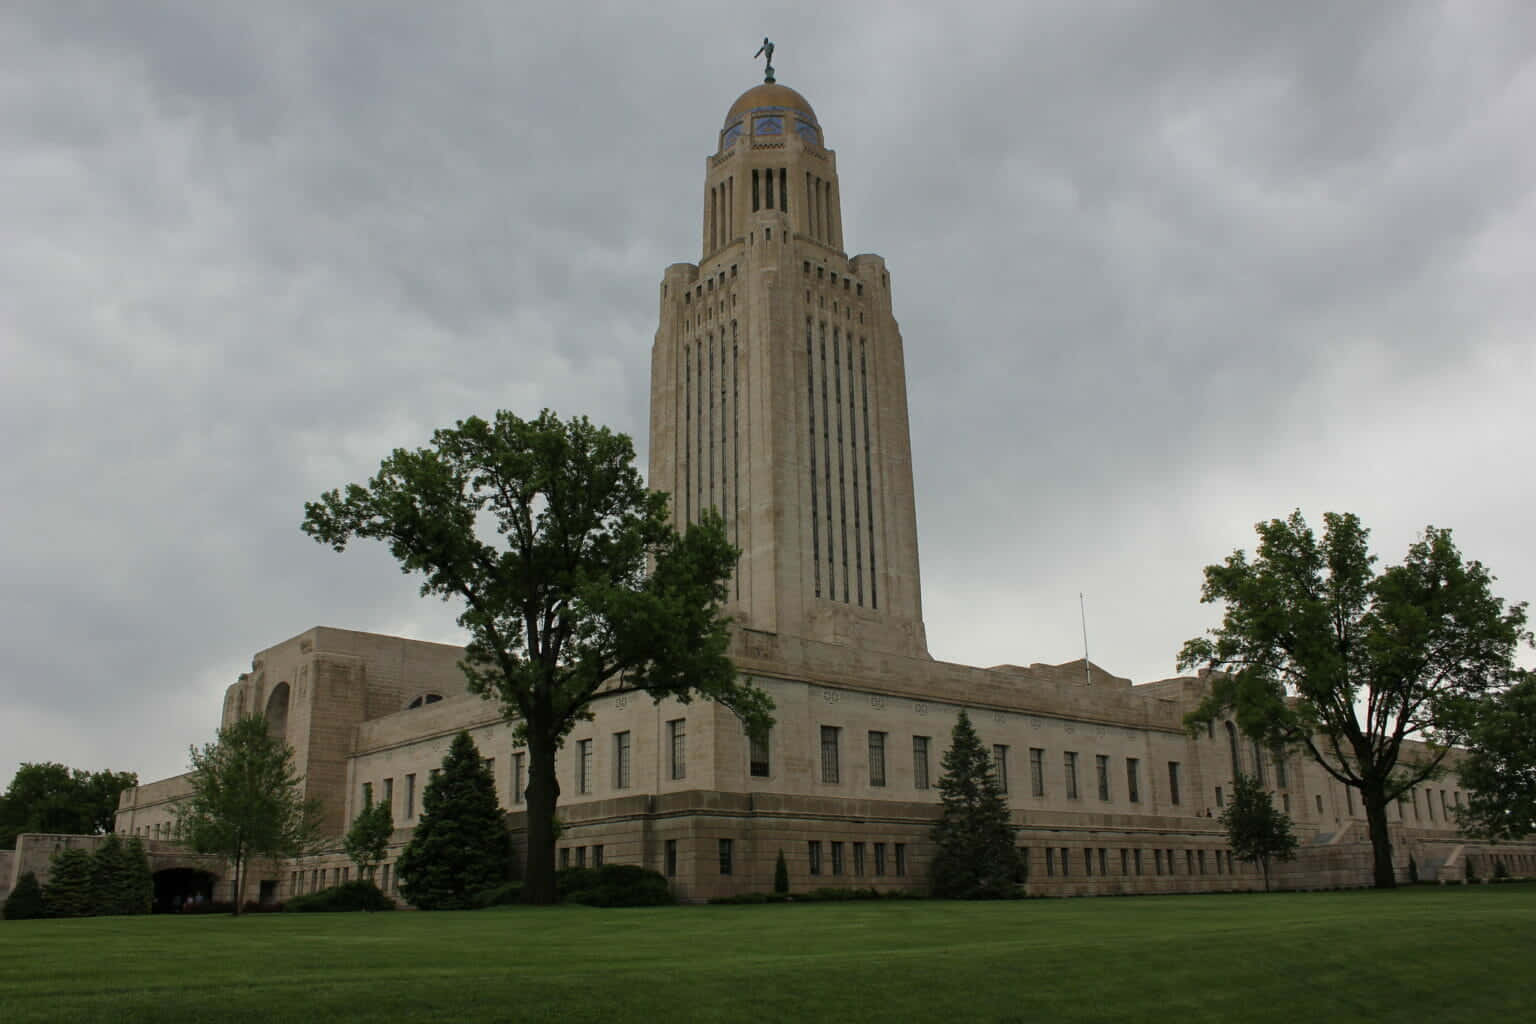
[[101, 72, 1536, 905]]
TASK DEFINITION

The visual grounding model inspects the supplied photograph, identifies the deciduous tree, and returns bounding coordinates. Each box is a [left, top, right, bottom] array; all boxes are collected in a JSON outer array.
[[395, 731, 509, 909], [0, 763, 137, 848], [1181, 511, 1529, 888], [175, 714, 322, 915], [303, 410, 772, 903], [344, 800, 393, 883], [1456, 670, 1536, 840], [930, 710, 1020, 898], [1220, 773, 1298, 891]]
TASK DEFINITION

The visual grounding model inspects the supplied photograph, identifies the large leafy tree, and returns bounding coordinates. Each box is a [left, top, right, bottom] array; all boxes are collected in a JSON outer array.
[[344, 799, 394, 882], [1220, 773, 1298, 892], [303, 410, 773, 903], [175, 714, 322, 915], [930, 710, 1020, 898], [1456, 670, 1536, 840], [0, 763, 137, 848], [1180, 511, 1529, 888], [396, 731, 509, 909]]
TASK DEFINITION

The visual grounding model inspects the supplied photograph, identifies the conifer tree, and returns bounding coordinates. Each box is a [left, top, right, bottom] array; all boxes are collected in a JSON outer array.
[[930, 710, 1021, 898], [396, 731, 511, 909], [3, 871, 47, 920], [89, 834, 152, 915], [1220, 773, 1299, 892], [44, 847, 95, 917]]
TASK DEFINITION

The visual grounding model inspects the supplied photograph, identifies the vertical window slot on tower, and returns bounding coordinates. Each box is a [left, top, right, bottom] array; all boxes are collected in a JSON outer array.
[[779, 168, 788, 214], [752, 169, 760, 212], [732, 321, 741, 601], [708, 336, 716, 512], [861, 340, 876, 608], [820, 323, 835, 597], [849, 338, 862, 606], [833, 328, 849, 603], [683, 344, 692, 523], [806, 319, 821, 598]]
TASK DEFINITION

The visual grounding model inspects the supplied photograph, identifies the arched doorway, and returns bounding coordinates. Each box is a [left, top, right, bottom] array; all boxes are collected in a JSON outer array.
[[265, 682, 290, 742], [153, 868, 217, 913]]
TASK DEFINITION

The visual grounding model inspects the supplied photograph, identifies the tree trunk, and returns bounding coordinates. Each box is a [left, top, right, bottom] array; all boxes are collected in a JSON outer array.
[[520, 729, 561, 905], [1362, 782, 1397, 889]]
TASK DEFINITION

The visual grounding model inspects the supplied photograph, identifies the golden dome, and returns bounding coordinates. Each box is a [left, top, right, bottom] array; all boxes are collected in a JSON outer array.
[[724, 82, 818, 128]]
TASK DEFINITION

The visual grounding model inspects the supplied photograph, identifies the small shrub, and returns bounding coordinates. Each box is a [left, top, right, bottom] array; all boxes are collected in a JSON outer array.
[[472, 882, 523, 908], [4, 872, 47, 920], [285, 881, 395, 913], [562, 864, 673, 907]]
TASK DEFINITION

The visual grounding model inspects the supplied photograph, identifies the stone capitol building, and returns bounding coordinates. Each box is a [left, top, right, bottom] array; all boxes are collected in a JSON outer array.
[[8, 67, 1532, 907]]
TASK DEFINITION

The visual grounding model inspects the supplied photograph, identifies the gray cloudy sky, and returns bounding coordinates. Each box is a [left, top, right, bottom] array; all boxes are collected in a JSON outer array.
[[4, 2, 1533, 789]]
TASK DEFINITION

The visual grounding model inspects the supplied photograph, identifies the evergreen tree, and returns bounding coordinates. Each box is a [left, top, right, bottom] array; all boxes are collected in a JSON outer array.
[[89, 834, 152, 915], [1220, 773, 1299, 892], [396, 732, 511, 909], [344, 800, 394, 882], [44, 847, 95, 917], [773, 849, 789, 894], [930, 710, 1020, 899], [3, 871, 47, 920]]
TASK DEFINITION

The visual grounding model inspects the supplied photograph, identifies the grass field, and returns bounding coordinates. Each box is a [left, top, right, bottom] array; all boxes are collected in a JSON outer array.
[[3, 886, 1534, 1023]]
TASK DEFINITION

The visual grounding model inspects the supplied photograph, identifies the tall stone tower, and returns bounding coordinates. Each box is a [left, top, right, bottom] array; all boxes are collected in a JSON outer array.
[[650, 72, 928, 659]]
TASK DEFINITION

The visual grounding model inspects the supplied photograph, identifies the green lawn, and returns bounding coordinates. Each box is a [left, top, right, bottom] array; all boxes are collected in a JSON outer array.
[[3, 887, 1534, 1023]]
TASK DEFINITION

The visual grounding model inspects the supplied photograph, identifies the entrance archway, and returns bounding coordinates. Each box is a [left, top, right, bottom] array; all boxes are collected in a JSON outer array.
[[153, 868, 217, 913]]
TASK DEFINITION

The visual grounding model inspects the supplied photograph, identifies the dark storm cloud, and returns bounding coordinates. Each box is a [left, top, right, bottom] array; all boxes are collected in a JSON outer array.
[[3, 1, 1532, 786]]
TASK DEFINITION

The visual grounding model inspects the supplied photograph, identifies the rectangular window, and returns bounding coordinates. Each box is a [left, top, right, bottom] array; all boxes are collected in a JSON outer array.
[[1126, 758, 1140, 803], [831, 841, 845, 875], [1275, 754, 1288, 788], [993, 745, 1009, 794], [614, 732, 631, 789], [665, 839, 678, 877], [1017, 848, 1030, 883], [1046, 848, 1056, 877], [808, 840, 823, 875], [593, 845, 604, 867], [405, 774, 416, 819], [853, 842, 866, 876], [1134, 849, 1143, 875], [559, 848, 570, 869], [1084, 849, 1093, 875], [1060, 848, 1070, 877], [1030, 748, 1045, 797], [1198, 850, 1207, 874], [576, 846, 586, 868], [913, 736, 931, 790], [1168, 762, 1182, 805], [821, 726, 841, 784], [1441, 790, 1449, 818], [1186, 850, 1194, 875], [1099, 848, 1108, 875], [484, 759, 494, 783], [1216, 786, 1224, 807], [378, 864, 386, 891], [362, 782, 373, 808], [1282, 793, 1290, 814], [749, 730, 770, 778], [874, 843, 887, 876], [1167, 849, 1175, 874], [382, 778, 393, 811], [1064, 752, 1079, 799], [512, 753, 525, 805], [1155, 850, 1164, 875], [1096, 754, 1111, 801], [718, 838, 733, 876], [1120, 849, 1129, 875], [1347, 787, 1356, 816], [577, 739, 593, 795], [895, 843, 907, 876], [669, 719, 686, 780], [869, 732, 887, 787]]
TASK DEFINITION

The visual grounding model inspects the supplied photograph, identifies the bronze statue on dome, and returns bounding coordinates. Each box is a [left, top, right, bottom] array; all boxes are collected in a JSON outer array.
[[754, 38, 775, 83]]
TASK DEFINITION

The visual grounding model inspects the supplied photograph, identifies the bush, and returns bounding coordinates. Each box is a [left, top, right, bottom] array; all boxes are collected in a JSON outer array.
[[472, 882, 523, 908], [560, 864, 673, 907], [285, 881, 395, 913], [3, 872, 47, 920]]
